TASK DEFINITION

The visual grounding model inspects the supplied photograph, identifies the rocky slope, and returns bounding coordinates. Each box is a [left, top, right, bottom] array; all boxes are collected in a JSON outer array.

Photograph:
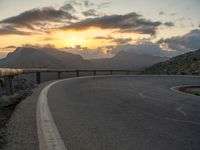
[[145, 49, 200, 75]]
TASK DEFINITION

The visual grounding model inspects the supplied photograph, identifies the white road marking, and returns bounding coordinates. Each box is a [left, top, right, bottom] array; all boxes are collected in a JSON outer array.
[[37, 76, 94, 150], [176, 106, 189, 118], [171, 85, 199, 97], [37, 80, 68, 150], [165, 118, 200, 125]]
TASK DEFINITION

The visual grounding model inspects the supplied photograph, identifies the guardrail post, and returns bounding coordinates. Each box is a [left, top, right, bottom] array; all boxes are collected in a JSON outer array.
[[57, 72, 61, 79], [93, 70, 96, 76], [4, 76, 14, 95], [76, 70, 79, 77], [36, 72, 41, 84], [110, 70, 113, 75]]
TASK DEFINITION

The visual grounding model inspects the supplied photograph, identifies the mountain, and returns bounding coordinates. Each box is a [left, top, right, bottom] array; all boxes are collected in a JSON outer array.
[[0, 47, 168, 70], [0, 47, 90, 69], [89, 51, 169, 70], [144, 49, 200, 75]]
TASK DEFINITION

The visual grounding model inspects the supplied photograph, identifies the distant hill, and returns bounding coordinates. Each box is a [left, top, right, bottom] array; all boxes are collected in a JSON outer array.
[[0, 47, 168, 70], [89, 51, 168, 70], [145, 49, 200, 75], [0, 47, 90, 69]]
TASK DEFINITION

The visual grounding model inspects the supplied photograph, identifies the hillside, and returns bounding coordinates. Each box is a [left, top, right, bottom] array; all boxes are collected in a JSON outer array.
[[145, 49, 200, 75], [0, 47, 168, 70]]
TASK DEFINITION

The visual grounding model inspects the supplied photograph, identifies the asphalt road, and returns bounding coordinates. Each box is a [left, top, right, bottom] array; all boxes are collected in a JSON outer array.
[[47, 76, 200, 150]]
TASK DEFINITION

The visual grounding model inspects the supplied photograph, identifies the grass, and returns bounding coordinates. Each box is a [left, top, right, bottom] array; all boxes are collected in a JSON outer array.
[[179, 86, 200, 96]]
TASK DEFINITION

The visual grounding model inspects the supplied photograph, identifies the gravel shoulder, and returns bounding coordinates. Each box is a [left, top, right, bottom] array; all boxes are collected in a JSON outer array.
[[5, 81, 54, 150]]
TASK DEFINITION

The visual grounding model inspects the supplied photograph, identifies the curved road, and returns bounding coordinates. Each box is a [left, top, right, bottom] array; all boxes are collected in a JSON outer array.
[[44, 76, 200, 150]]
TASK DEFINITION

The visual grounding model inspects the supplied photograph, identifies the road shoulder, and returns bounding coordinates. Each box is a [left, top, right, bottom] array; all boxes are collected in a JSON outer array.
[[6, 81, 54, 150]]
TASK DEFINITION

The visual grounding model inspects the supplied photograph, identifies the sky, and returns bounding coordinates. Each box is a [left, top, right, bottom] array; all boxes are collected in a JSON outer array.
[[0, 0, 200, 59]]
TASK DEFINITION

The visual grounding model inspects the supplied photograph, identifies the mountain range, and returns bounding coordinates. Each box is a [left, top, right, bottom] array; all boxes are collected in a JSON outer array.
[[0, 47, 168, 70]]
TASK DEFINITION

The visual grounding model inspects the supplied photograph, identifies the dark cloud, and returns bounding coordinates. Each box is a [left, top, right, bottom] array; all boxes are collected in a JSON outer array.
[[0, 6, 77, 28], [0, 0, 108, 35], [62, 46, 110, 59], [170, 13, 176, 16], [98, 2, 111, 9], [164, 22, 175, 27], [113, 38, 132, 44], [62, 12, 163, 35], [110, 42, 172, 57], [94, 36, 113, 40], [94, 36, 132, 44], [60, 3, 76, 12], [0, 25, 31, 35], [159, 11, 165, 15], [0, 3, 78, 35], [82, 9, 98, 17], [157, 29, 200, 55], [102, 29, 200, 58], [4, 45, 17, 49], [83, 0, 95, 7], [0, 1, 173, 37]]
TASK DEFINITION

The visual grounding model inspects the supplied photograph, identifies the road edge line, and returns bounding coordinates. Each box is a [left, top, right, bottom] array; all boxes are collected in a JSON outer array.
[[37, 80, 68, 150], [171, 85, 199, 97], [37, 76, 95, 150]]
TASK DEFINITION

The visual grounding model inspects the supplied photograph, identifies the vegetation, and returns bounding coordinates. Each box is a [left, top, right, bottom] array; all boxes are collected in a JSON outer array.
[[179, 86, 200, 96], [144, 49, 200, 75]]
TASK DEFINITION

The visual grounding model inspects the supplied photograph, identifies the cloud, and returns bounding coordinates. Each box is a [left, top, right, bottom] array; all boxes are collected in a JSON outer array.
[[94, 36, 132, 45], [0, 0, 108, 35], [83, 0, 95, 7], [97, 2, 111, 9], [113, 38, 132, 45], [110, 41, 172, 57], [164, 22, 175, 27], [61, 12, 163, 35], [4, 45, 17, 49], [0, 45, 18, 57], [170, 13, 176, 16], [62, 46, 111, 59], [157, 29, 200, 55], [82, 9, 98, 17], [60, 3, 76, 12], [21, 43, 56, 49], [0, 4, 78, 35], [0, 6, 77, 29], [159, 11, 165, 15], [0, 25, 31, 35]]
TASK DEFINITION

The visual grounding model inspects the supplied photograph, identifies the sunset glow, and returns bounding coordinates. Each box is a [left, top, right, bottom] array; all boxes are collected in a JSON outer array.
[[0, 0, 199, 58]]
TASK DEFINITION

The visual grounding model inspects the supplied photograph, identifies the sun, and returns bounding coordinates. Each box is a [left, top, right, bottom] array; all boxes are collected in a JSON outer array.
[[65, 37, 87, 47], [50, 28, 115, 48]]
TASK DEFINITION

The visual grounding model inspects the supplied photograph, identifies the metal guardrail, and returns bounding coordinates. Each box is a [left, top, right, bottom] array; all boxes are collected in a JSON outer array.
[[0, 68, 141, 95], [0, 68, 23, 77]]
